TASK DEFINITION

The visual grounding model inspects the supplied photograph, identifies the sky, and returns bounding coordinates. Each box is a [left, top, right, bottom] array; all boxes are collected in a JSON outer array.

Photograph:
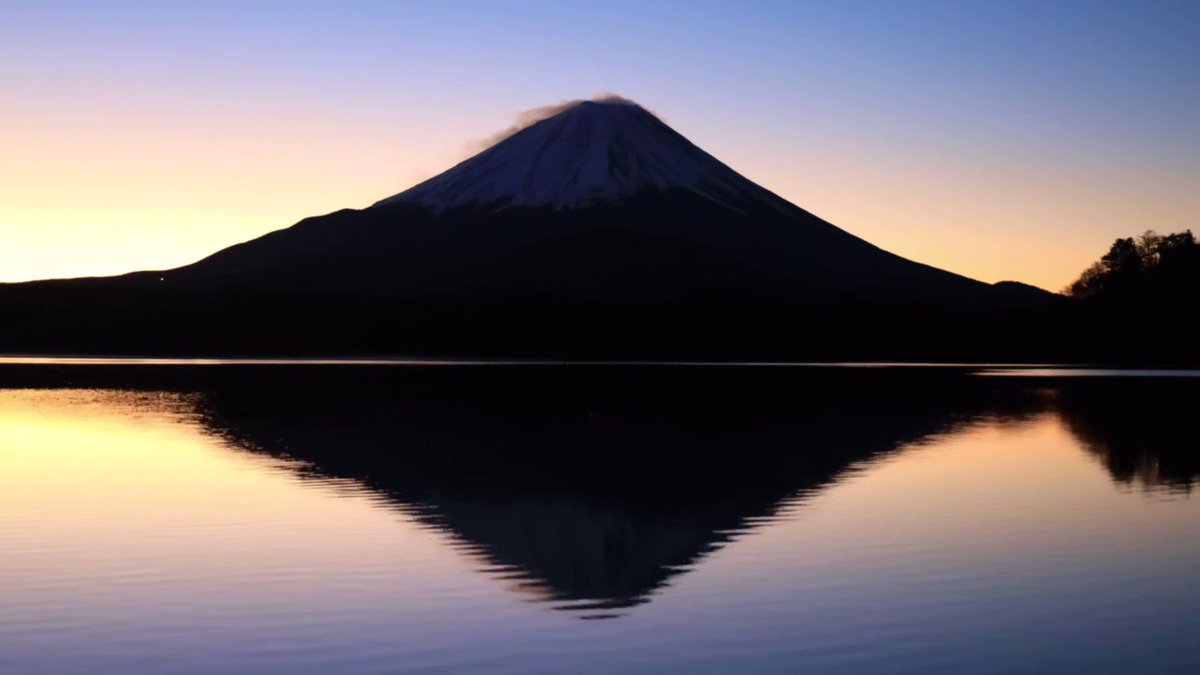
[[2, 0, 1197, 291]]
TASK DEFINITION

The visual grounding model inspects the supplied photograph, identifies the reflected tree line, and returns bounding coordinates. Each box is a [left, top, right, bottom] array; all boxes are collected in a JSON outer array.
[[1056, 382, 1200, 492]]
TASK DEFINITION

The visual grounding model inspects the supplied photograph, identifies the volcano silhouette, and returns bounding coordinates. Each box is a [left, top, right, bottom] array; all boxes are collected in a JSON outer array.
[[168, 97, 1006, 300], [0, 96, 1056, 358]]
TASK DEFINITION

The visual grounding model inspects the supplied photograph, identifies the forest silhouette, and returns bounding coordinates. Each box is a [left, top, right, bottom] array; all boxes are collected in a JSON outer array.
[[1067, 230, 1199, 302]]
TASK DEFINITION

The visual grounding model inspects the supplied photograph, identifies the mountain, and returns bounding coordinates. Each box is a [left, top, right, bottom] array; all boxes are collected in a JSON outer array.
[[167, 97, 1009, 301], [374, 97, 782, 212], [0, 96, 1062, 359]]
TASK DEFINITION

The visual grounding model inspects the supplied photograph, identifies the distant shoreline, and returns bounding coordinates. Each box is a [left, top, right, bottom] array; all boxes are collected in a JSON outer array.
[[0, 356, 1197, 377]]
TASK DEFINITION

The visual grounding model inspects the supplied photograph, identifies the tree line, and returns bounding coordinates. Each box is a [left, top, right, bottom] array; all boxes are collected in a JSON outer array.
[[1065, 230, 1199, 302]]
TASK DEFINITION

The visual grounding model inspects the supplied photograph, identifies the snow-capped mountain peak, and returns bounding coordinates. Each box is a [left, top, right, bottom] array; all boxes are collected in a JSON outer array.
[[373, 96, 778, 212]]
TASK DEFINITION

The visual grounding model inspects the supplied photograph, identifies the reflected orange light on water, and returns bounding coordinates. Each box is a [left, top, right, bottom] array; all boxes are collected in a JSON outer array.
[[0, 390, 469, 606]]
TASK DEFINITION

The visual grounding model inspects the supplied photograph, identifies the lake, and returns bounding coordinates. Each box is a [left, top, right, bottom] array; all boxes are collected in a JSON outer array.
[[1, 363, 1197, 674]]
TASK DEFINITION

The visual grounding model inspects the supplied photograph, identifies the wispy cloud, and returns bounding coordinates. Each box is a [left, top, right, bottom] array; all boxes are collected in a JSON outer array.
[[465, 93, 649, 154]]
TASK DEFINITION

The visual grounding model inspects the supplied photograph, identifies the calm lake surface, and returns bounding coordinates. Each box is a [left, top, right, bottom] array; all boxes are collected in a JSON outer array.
[[1, 364, 1197, 674]]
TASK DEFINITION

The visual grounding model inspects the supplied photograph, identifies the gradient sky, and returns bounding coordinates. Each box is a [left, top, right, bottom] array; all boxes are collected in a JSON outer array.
[[3, 1, 1197, 290]]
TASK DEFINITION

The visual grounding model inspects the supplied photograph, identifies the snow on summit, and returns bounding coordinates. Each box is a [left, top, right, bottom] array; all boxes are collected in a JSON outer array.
[[373, 96, 779, 212]]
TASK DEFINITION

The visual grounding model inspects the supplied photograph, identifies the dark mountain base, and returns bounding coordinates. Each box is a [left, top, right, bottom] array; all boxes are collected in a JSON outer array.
[[3, 282, 1194, 363]]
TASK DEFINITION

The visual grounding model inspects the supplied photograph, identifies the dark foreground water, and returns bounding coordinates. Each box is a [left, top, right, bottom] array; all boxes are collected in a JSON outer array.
[[1, 364, 1197, 674]]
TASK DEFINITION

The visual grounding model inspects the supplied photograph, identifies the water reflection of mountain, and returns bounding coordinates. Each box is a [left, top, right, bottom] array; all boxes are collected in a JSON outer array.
[[190, 368, 1049, 615], [5, 365, 1192, 613]]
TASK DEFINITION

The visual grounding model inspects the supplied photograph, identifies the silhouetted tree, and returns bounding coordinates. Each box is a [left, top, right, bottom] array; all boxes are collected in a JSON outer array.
[[1066, 229, 1198, 301]]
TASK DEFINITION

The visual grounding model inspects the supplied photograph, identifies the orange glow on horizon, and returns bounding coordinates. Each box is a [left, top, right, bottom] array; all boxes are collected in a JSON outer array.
[[4, 3, 1196, 293], [4, 102, 1194, 291]]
